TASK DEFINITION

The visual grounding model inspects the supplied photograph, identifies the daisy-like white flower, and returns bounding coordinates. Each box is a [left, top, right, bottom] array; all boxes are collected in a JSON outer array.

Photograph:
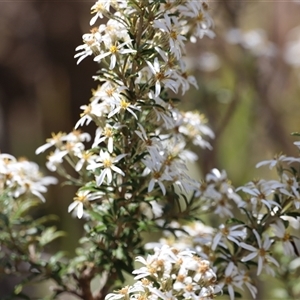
[[92, 124, 118, 153], [240, 229, 279, 276], [237, 269, 258, 299], [75, 101, 108, 129], [108, 96, 141, 120], [237, 179, 282, 213], [1, 155, 57, 202], [74, 28, 102, 64], [94, 40, 136, 69], [134, 123, 160, 150], [142, 154, 172, 196], [87, 150, 126, 186], [148, 92, 175, 129], [218, 262, 243, 300], [211, 224, 246, 250], [74, 150, 97, 172], [68, 190, 102, 219], [171, 62, 198, 95], [146, 58, 178, 96], [270, 219, 298, 256], [105, 283, 145, 300], [92, 81, 127, 105], [46, 149, 68, 172], [65, 130, 91, 144], [153, 13, 186, 59], [90, 0, 112, 26], [280, 174, 300, 209], [256, 154, 300, 169], [176, 110, 215, 149], [35, 132, 67, 155]]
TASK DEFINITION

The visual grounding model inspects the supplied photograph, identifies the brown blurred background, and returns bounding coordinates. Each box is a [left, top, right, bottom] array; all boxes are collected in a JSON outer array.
[[1, 1, 300, 299]]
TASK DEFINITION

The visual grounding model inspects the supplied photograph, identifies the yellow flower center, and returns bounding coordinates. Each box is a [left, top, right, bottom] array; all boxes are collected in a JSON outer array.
[[110, 45, 118, 54], [120, 98, 130, 110], [155, 71, 165, 81], [197, 13, 205, 22], [92, 3, 105, 14], [106, 87, 115, 97], [104, 127, 113, 137], [177, 274, 185, 282], [170, 30, 177, 40], [74, 193, 88, 202], [259, 248, 266, 257], [119, 287, 128, 295], [103, 158, 112, 168]]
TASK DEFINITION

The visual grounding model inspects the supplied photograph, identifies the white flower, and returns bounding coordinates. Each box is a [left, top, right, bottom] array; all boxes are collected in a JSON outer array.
[[105, 283, 145, 300], [153, 13, 186, 59], [75, 30, 101, 64], [237, 269, 258, 299], [92, 124, 119, 153], [211, 224, 246, 250], [134, 123, 160, 150], [270, 219, 298, 256], [1, 155, 57, 201], [46, 149, 68, 172], [35, 132, 67, 154], [146, 58, 178, 96], [68, 190, 103, 219], [87, 150, 126, 186], [108, 97, 141, 120], [75, 102, 107, 129], [237, 179, 282, 213], [256, 154, 300, 169], [177, 110, 214, 149], [142, 153, 172, 195], [74, 150, 97, 172], [94, 40, 136, 69], [240, 229, 279, 275], [92, 81, 127, 105], [218, 262, 243, 300], [148, 92, 175, 129], [90, 0, 112, 26]]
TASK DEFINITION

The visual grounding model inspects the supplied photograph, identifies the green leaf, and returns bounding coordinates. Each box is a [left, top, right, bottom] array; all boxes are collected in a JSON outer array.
[[0, 212, 9, 226], [285, 211, 300, 218], [291, 132, 300, 136], [88, 210, 104, 222], [13, 199, 41, 218], [39, 227, 65, 246], [14, 284, 23, 295]]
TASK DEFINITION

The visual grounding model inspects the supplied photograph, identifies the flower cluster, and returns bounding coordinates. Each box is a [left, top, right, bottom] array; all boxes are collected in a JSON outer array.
[[106, 245, 219, 300], [146, 141, 300, 299], [0, 153, 57, 202], [37, 0, 215, 221], [2, 0, 300, 299]]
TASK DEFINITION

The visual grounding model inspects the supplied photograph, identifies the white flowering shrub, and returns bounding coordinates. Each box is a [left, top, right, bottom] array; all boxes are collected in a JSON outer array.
[[1, 1, 300, 300]]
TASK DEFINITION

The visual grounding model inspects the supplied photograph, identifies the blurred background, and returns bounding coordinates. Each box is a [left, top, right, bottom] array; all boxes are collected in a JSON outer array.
[[1, 0, 300, 299]]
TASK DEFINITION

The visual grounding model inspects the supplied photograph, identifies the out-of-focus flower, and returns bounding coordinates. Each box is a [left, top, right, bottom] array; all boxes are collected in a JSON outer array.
[[226, 28, 277, 57], [284, 26, 300, 67], [240, 229, 279, 276], [0, 154, 57, 202], [198, 52, 221, 72]]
